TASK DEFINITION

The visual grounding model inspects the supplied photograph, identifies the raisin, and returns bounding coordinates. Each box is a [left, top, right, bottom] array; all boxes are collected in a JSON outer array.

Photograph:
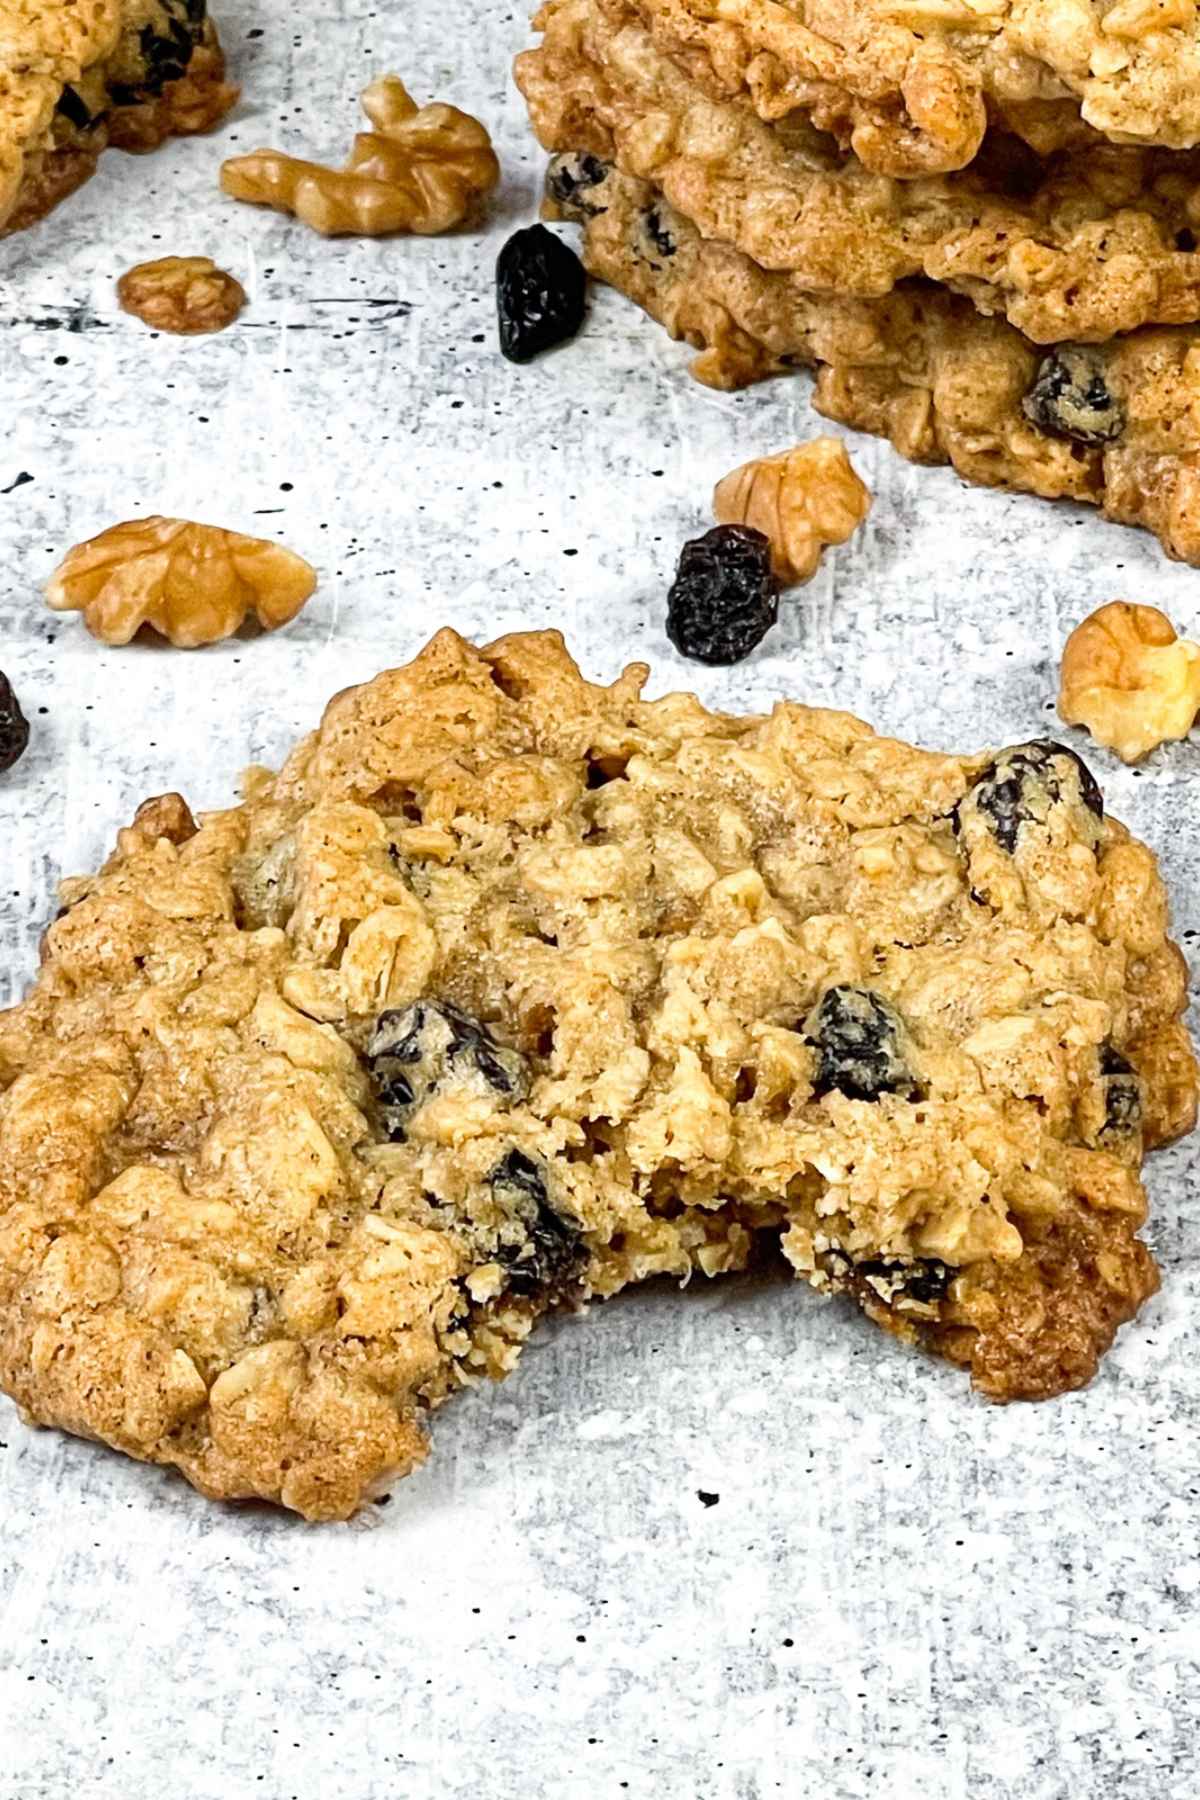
[[973, 131, 1045, 205], [665, 525, 778, 665], [0, 674, 30, 774], [821, 1247, 950, 1310], [496, 224, 587, 364], [544, 152, 610, 220], [805, 986, 919, 1102], [642, 208, 676, 260], [366, 1001, 528, 1140], [108, 2, 205, 104], [952, 740, 1103, 853], [856, 1258, 951, 1306], [1098, 1044, 1142, 1138], [56, 85, 99, 131], [489, 1148, 585, 1298], [1022, 346, 1125, 446]]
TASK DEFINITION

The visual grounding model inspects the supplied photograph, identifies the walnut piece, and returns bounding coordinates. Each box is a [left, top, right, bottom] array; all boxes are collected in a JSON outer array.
[[219, 75, 500, 237], [1059, 601, 1200, 763], [713, 439, 872, 586], [46, 518, 318, 648], [117, 256, 246, 335], [129, 793, 198, 846]]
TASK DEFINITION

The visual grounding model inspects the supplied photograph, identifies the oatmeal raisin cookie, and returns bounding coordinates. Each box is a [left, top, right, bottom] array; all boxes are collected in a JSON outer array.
[[1, 630, 1193, 1518], [0, 0, 236, 236], [624, 0, 1200, 173], [548, 159, 1200, 564], [518, 0, 1200, 343]]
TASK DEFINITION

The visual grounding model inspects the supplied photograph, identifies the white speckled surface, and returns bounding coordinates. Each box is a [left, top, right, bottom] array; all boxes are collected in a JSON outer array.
[[2, 4, 1200, 1795]]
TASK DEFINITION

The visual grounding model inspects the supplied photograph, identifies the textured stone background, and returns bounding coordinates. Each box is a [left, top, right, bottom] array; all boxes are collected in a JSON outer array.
[[2, 2, 1199, 1795]]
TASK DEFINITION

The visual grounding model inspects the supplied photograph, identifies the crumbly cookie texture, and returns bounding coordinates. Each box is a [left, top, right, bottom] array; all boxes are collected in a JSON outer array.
[[517, 0, 1200, 345], [220, 75, 500, 237], [1059, 601, 1200, 763], [1, 630, 1195, 1519], [625, 0, 1200, 173], [0, 0, 237, 236], [548, 160, 1200, 565]]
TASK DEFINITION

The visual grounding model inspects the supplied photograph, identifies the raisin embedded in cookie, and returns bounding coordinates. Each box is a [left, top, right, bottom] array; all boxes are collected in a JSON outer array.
[[516, 0, 1200, 344], [546, 161, 1200, 567], [0, 0, 237, 237], [1, 630, 1194, 1519]]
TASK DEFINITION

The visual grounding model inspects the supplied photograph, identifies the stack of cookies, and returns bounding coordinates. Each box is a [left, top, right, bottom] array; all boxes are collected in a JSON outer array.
[[515, 0, 1200, 562]]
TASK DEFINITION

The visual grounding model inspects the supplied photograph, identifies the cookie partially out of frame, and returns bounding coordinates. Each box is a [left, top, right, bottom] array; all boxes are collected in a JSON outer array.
[[549, 157, 1200, 566], [0, 0, 235, 236], [1, 630, 1194, 1519], [625, 0, 1200, 175], [518, 0, 1200, 346]]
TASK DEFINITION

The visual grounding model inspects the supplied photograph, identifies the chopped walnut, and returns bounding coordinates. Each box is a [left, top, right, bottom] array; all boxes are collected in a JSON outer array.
[[129, 793, 198, 846], [1059, 601, 1200, 763], [219, 75, 500, 237], [46, 518, 318, 648], [117, 256, 246, 335], [712, 438, 872, 587]]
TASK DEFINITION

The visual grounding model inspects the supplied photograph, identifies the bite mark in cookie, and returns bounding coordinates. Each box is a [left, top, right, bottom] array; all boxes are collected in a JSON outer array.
[[1, 631, 1194, 1517]]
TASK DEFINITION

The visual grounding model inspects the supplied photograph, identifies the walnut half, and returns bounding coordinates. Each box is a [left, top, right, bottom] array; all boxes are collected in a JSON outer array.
[[220, 75, 500, 237], [46, 518, 318, 648], [713, 439, 871, 587], [1059, 601, 1200, 763], [117, 256, 245, 334]]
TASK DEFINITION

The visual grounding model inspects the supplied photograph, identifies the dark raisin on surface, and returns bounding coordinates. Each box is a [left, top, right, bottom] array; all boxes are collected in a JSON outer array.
[[665, 525, 778, 665], [1098, 1044, 1143, 1137], [366, 1001, 528, 1140], [544, 152, 610, 220], [1022, 346, 1125, 445], [0, 674, 30, 774], [952, 740, 1103, 853], [805, 986, 919, 1102], [489, 1148, 585, 1298], [496, 224, 587, 364]]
